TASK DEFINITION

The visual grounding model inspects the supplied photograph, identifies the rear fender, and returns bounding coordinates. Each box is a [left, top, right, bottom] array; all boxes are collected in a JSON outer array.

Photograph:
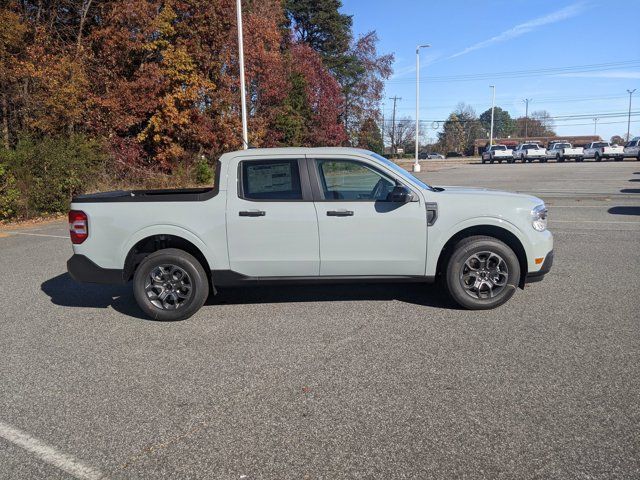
[[121, 225, 215, 270]]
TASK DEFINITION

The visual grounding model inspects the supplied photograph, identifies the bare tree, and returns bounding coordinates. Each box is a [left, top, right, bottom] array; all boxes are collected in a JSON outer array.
[[385, 116, 415, 153]]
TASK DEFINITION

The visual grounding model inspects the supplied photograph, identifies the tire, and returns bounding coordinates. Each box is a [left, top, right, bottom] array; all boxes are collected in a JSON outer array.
[[490, 159, 494, 164], [614, 157, 623, 162], [521, 155, 526, 163], [637, 155, 640, 161], [445, 235, 520, 310], [133, 248, 209, 321], [481, 158, 486, 164], [498, 159, 503, 164], [557, 154, 564, 163], [595, 153, 601, 162]]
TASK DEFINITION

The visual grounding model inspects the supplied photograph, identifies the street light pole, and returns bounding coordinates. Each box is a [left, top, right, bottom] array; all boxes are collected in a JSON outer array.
[[489, 85, 496, 147], [523, 98, 532, 140], [627, 89, 636, 142], [414, 44, 431, 173], [593, 117, 599, 136], [236, 0, 248, 149]]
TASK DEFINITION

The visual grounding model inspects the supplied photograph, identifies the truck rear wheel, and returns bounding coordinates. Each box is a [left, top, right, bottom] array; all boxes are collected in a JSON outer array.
[[133, 248, 209, 321], [445, 236, 520, 310], [595, 153, 601, 162]]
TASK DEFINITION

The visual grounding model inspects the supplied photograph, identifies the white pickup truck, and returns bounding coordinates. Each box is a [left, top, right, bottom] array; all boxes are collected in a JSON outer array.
[[481, 145, 513, 164], [623, 137, 640, 160], [545, 141, 584, 162], [513, 143, 547, 163], [67, 148, 553, 320], [582, 142, 624, 161]]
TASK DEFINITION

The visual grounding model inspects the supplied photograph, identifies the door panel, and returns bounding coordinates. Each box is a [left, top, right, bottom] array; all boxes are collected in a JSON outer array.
[[226, 157, 319, 277], [311, 157, 427, 276]]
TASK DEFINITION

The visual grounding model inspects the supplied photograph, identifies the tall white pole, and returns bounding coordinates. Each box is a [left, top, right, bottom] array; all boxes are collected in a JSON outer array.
[[627, 89, 636, 142], [414, 44, 430, 173], [593, 117, 599, 136], [236, 0, 248, 149], [489, 85, 496, 147]]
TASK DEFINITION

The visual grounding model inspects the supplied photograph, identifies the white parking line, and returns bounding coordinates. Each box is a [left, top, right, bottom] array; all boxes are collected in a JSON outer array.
[[550, 220, 639, 224], [2, 232, 68, 239], [0, 421, 105, 479]]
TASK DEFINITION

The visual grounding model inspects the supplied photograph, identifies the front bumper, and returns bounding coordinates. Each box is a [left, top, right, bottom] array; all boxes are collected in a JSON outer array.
[[67, 254, 125, 284], [525, 250, 554, 283]]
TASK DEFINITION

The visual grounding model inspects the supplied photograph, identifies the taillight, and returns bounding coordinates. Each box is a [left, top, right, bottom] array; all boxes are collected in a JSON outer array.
[[69, 210, 88, 244]]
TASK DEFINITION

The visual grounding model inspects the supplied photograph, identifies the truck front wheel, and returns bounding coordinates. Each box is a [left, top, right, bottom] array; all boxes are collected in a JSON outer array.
[[445, 236, 520, 310], [133, 248, 209, 321]]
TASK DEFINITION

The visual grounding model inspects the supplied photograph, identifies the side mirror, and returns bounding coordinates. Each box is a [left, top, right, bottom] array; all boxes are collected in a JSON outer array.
[[387, 185, 414, 203]]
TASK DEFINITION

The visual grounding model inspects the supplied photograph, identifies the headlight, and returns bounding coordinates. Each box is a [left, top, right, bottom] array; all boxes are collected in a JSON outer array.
[[531, 204, 548, 231]]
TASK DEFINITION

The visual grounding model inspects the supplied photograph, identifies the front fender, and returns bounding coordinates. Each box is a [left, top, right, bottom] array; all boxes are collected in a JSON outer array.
[[426, 216, 531, 276]]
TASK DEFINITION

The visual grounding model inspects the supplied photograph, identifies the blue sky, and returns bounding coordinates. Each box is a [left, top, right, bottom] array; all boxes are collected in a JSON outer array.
[[342, 0, 640, 141]]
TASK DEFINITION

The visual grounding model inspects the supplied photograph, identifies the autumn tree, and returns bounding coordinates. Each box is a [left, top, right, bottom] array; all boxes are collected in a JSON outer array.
[[454, 103, 485, 155], [515, 110, 556, 138], [437, 113, 467, 154], [356, 116, 384, 153]]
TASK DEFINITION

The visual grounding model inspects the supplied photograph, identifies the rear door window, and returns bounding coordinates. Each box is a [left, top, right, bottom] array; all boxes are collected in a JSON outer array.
[[240, 159, 303, 200]]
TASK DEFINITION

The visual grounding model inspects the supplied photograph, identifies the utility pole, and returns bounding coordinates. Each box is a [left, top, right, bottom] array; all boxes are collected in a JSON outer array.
[[523, 98, 532, 139], [389, 96, 401, 154], [489, 85, 496, 147], [627, 89, 636, 142], [381, 103, 385, 152], [414, 44, 430, 172], [593, 117, 599, 136], [236, 0, 248, 149]]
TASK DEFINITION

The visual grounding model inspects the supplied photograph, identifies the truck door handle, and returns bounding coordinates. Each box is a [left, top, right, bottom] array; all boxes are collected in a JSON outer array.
[[327, 210, 354, 217], [239, 210, 266, 217]]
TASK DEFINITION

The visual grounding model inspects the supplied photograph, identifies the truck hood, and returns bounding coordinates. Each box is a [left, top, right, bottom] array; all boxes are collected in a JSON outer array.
[[434, 186, 543, 205]]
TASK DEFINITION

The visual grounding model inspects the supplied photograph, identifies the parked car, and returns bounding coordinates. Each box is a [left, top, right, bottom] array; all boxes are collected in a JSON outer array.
[[418, 152, 445, 160], [446, 152, 463, 158], [67, 147, 553, 320], [481, 144, 513, 164], [623, 137, 640, 160], [582, 142, 624, 161], [512, 143, 547, 163], [545, 141, 584, 162]]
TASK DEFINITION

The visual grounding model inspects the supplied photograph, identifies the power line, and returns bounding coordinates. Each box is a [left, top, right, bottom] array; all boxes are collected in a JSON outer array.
[[385, 60, 640, 84], [380, 111, 640, 125], [389, 93, 631, 112]]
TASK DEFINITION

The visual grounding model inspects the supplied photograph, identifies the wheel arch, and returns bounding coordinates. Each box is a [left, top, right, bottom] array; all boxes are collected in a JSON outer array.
[[123, 233, 212, 284], [435, 224, 528, 288]]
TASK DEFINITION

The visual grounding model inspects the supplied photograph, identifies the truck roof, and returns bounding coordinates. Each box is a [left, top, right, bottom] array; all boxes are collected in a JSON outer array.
[[221, 147, 373, 158]]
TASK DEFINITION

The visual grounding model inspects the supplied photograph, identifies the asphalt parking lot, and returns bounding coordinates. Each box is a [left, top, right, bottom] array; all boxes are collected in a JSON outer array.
[[1, 161, 639, 479]]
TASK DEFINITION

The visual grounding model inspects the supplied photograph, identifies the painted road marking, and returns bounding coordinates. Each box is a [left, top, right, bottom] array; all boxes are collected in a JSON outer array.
[[0, 232, 68, 239], [550, 220, 640, 224], [0, 421, 105, 479]]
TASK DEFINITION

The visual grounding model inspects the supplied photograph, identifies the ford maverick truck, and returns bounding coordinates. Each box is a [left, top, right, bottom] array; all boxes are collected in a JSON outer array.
[[67, 148, 553, 320]]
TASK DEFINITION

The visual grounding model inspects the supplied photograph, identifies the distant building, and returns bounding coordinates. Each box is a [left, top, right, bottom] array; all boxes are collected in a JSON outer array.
[[473, 135, 602, 155]]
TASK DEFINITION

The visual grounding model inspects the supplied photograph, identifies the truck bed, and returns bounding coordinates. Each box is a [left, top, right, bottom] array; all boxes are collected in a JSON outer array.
[[72, 187, 218, 203]]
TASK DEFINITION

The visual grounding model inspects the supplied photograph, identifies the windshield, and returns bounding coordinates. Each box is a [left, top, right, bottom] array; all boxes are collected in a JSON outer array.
[[593, 142, 609, 148], [554, 143, 571, 148], [369, 152, 433, 191], [523, 144, 540, 149], [492, 145, 507, 151]]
